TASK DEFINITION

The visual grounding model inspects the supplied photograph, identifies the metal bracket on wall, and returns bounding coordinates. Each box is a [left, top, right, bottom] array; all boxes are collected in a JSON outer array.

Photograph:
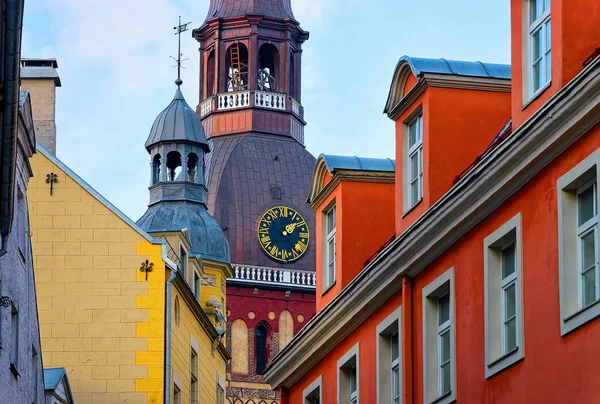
[[0, 296, 13, 307], [45, 172, 58, 196], [139, 260, 154, 280]]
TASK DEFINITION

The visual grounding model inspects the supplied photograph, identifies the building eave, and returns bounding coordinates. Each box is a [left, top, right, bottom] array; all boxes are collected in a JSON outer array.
[[263, 55, 600, 389]]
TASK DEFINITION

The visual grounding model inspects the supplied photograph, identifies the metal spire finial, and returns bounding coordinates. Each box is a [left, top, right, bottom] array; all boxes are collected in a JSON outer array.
[[171, 16, 191, 87]]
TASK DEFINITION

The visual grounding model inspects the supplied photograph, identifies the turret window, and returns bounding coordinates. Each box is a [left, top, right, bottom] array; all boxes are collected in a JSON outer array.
[[258, 44, 279, 92], [152, 154, 161, 184], [166, 151, 182, 181], [226, 43, 248, 92], [187, 153, 199, 183]]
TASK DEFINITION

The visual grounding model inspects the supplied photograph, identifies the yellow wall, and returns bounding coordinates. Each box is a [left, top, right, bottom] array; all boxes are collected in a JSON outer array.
[[28, 152, 165, 404], [171, 284, 226, 404]]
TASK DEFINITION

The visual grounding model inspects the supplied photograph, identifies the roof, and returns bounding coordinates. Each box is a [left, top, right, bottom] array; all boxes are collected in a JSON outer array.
[[20, 58, 61, 86], [204, 0, 296, 22], [397, 56, 511, 79], [44, 368, 75, 403], [320, 154, 396, 173], [384, 55, 511, 117], [145, 87, 209, 151], [137, 201, 231, 263]]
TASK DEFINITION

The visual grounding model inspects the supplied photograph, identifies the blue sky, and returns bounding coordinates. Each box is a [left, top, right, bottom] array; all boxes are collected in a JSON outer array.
[[23, 0, 511, 220]]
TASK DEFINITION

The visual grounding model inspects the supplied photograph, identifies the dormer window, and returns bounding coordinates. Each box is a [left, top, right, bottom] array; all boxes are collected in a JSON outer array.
[[323, 204, 336, 291], [528, 0, 551, 96], [180, 246, 187, 279], [406, 113, 423, 210]]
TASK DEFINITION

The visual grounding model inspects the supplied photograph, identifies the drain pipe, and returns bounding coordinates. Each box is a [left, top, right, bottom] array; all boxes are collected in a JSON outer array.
[[0, 0, 25, 257], [164, 268, 177, 404]]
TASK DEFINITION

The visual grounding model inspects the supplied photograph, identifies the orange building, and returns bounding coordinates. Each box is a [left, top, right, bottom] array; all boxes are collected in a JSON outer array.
[[263, 0, 600, 403]]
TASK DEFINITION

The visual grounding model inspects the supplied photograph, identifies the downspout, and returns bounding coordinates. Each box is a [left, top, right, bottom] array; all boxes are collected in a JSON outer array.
[[164, 268, 177, 404], [0, 0, 25, 257], [401, 275, 413, 404]]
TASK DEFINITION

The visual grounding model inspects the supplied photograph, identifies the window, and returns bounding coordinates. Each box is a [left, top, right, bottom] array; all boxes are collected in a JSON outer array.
[[558, 151, 600, 335], [338, 343, 360, 404], [193, 271, 200, 300], [423, 267, 455, 404], [528, 0, 551, 95], [484, 214, 524, 377], [10, 303, 19, 375], [173, 384, 181, 404], [255, 324, 268, 375], [217, 373, 226, 404], [376, 307, 401, 404], [408, 114, 423, 208], [303, 375, 322, 404], [180, 246, 187, 279], [17, 188, 27, 260], [323, 204, 336, 291], [190, 348, 198, 404], [174, 296, 180, 328]]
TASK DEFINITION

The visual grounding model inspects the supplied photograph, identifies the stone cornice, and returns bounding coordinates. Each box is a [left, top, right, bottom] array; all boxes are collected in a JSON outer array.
[[386, 74, 511, 121], [263, 56, 600, 388]]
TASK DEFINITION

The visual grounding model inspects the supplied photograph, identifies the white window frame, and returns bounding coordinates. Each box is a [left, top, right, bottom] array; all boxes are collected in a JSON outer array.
[[376, 307, 402, 404], [180, 244, 188, 279], [193, 270, 201, 300], [337, 342, 360, 404], [173, 372, 182, 404], [423, 267, 455, 404], [217, 373, 226, 404], [405, 112, 423, 211], [557, 149, 600, 335], [527, 0, 551, 98], [484, 213, 524, 378], [576, 182, 599, 309], [303, 375, 322, 404], [323, 202, 337, 292]]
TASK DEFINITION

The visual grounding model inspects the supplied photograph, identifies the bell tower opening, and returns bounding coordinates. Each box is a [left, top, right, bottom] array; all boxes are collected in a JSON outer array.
[[258, 44, 279, 92], [166, 151, 182, 181], [207, 50, 216, 96], [226, 43, 248, 92]]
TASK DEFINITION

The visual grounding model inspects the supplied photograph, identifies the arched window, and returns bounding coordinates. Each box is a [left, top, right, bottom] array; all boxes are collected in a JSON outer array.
[[255, 324, 269, 375], [152, 154, 161, 185], [166, 151, 182, 181], [206, 50, 216, 96], [258, 44, 279, 92], [226, 43, 248, 92], [187, 153, 199, 183]]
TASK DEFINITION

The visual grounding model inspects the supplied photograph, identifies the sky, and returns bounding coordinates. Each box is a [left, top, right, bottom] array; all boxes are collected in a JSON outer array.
[[22, 0, 511, 221]]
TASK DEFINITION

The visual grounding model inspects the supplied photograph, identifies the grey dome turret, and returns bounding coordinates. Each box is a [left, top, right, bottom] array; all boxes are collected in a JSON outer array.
[[145, 87, 209, 152]]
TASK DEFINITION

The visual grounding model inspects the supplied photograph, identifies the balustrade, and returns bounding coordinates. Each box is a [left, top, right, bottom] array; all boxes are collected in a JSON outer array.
[[232, 264, 316, 287]]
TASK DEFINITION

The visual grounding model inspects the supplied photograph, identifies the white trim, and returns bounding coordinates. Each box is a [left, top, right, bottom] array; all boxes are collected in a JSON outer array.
[[323, 202, 337, 291], [483, 213, 524, 378], [217, 372, 226, 389], [557, 148, 600, 335], [422, 267, 455, 404], [337, 342, 360, 404], [403, 109, 424, 213], [190, 335, 200, 354], [303, 375, 322, 404], [376, 307, 402, 404]]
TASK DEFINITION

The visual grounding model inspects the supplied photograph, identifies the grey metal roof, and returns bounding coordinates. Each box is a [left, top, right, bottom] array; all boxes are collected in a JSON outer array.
[[145, 87, 209, 152], [205, 0, 295, 22], [397, 55, 511, 79], [20, 58, 61, 86], [319, 154, 396, 173], [44, 367, 75, 403], [137, 201, 230, 263]]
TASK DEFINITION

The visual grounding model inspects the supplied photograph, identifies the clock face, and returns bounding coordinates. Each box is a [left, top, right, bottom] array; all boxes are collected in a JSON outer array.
[[257, 206, 310, 263]]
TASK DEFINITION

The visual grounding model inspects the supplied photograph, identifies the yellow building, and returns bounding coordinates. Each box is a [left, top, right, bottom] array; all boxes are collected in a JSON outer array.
[[27, 77, 232, 403]]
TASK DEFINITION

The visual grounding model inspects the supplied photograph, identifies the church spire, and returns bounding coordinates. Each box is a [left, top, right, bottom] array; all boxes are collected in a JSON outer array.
[[172, 16, 191, 87]]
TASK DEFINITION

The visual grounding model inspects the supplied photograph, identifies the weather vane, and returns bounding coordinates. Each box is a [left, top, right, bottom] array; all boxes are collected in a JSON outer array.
[[171, 16, 191, 87]]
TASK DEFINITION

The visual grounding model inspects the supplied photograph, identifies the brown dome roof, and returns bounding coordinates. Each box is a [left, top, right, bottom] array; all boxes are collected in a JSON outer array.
[[205, 0, 295, 21]]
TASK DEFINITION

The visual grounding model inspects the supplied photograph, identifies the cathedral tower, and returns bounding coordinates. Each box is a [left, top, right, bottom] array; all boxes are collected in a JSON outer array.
[[193, 1, 317, 402]]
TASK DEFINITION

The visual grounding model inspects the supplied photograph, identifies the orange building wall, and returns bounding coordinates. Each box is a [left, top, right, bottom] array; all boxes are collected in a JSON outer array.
[[287, 122, 600, 404], [316, 181, 395, 312], [396, 88, 511, 234], [510, 0, 600, 128], [287, 292, 403, 404]]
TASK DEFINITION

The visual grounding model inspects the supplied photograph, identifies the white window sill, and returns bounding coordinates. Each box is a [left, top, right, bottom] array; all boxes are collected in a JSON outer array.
[[321, 281, 337, 296], [429, 390, 455, 404], [522, 81, 551, 111], [485, 346, 523, 379], [561, 298, 600, 336], [402, 199, 423, 218]]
